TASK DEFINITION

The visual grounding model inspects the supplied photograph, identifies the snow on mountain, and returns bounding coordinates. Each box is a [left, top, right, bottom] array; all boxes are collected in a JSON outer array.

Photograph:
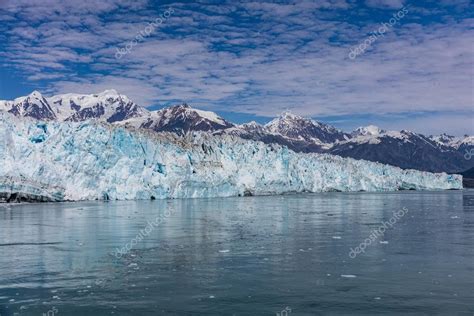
[[456, 136, 474, 151], [0, 90, 148, 123], [240, 121, 266, 133], [430, 133, 458, 147], [0, 91, 232, 134], [49, 89, 148, 122], [0, 111, 461, 202], [329, 128, 473, 173], [1, 91, 57, 121], [265, 111, 349, 145], [216, 119, 328, 153], [351, 125, 385, 137], [342, 127, 418, 146], [430, 134, 474, 150], [132, 103, 235, 135], [219, 121, 268, 138]]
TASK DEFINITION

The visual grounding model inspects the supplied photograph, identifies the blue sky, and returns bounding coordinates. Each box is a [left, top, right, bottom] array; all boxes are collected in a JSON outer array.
[[0, 0, 472, 135]]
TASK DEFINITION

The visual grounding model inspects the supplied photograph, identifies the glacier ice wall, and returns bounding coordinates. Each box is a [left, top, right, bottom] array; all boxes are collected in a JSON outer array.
[[0, 112, 462, 201]]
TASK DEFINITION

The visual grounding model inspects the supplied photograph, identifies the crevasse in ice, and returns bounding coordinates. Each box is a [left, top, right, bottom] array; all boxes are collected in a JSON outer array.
[[0, 112, 462, 201]]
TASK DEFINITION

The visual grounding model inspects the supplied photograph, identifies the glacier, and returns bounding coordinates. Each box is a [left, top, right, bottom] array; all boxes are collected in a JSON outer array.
[[0, 112, 462, 202]]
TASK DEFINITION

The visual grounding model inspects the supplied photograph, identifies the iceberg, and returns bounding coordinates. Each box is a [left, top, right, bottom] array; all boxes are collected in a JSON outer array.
[[0, 112, 462, 201]]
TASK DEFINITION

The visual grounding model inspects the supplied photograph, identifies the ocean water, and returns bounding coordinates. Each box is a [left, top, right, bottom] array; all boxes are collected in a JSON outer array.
[[0, 191, 473, 315]]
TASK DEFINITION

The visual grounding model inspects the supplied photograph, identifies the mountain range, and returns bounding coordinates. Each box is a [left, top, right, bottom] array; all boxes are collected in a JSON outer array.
[[1, 90, 472, 174]]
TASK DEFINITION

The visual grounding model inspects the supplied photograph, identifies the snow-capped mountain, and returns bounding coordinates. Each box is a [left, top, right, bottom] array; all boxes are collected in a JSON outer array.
[[429, 133, 474, 150], [216, 112, 350, 153], [328, 128, 473, 173], [0, 91, 57, 121], [128, 103, 234, 135], [0, 91, 233, 135], [51, 89, 148, 123], [0, 90, 148, 123], [429, 133, 458, 147], [1, 90, 472, 175], [216, 120, 332, 153], [265, 112, 349, 145], [351, 125, 385, 137], [220, 119, 473, 173]]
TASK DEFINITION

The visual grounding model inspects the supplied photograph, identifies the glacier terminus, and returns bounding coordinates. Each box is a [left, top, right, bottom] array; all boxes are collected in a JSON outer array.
[[0, 112, 462, 202]]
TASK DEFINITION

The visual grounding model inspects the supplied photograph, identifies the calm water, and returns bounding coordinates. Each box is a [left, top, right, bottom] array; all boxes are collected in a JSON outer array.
[[0, 191, 473, 316]]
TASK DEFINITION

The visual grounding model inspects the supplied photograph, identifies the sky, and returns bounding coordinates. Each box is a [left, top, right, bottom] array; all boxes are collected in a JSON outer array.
[[0, 0, 472, 135]]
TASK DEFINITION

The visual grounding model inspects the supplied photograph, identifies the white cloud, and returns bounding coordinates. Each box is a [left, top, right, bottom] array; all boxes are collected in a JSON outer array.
[[365, 0, 405, 9], [0, 0, 472, 135]]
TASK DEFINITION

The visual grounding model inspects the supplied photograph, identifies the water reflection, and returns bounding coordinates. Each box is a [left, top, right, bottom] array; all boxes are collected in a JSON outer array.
[[0, 191, 473, 315]]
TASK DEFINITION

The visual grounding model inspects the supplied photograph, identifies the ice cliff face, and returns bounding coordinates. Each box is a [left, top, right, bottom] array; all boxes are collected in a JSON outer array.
[[0, 112, 462, 202]]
